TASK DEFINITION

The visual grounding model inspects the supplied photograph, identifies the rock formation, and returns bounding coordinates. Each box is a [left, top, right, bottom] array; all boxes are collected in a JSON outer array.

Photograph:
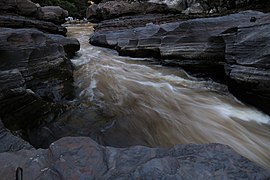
[[222, 13, 270, 115], [0, 137, 269, 179], [90, 10, 270, 115], [86, 1, 173, 21], [0, 119, 33, 153], [0, 0, 80, 151], [86, 0, 256, 21]]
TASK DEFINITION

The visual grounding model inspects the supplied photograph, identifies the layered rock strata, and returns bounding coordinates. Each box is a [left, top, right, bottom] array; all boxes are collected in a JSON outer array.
[[90, 10, 270, 115], [222, 14, 270, 114], [0, 0, 80, 150]]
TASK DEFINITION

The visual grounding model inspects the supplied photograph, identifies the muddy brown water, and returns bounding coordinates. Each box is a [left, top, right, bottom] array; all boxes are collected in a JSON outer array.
[[66, 24, 270, 170]]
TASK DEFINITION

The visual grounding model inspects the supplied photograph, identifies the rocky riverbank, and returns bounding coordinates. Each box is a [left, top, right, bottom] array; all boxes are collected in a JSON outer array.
[[89, 1, 270, 115]]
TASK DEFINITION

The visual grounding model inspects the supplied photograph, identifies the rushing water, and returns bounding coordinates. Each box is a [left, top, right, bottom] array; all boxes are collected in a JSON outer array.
[[66, 24, 270, 170]]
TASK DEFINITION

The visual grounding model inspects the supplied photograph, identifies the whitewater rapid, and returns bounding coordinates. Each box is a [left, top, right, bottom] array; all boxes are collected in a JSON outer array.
[[66, 24, 270, 170]]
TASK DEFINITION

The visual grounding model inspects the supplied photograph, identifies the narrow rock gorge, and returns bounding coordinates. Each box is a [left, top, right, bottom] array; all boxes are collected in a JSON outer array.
[[0, 0, 270, 179]]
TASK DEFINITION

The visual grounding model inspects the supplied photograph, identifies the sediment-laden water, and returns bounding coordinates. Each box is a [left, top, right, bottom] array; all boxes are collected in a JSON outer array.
[[66, 24, 270, 169]]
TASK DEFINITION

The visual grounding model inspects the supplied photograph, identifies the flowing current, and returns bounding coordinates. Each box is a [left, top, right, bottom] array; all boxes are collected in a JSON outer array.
[[66, 24, 270, 170]]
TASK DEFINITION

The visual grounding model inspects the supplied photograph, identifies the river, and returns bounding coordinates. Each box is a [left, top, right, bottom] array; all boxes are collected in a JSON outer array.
[[65, 24, 270, 170]]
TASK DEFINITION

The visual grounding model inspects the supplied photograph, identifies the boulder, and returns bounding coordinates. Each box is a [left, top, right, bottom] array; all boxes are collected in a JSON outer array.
[[0, 137, 269, 179], [48, 34, 80, 58], [0, 14, 67, 35], [37, 6, 68, 24], [0, 0, 69, 25], [0, 0, 38, 16], [86, 4, 99, 22], [222, 13, 270, 114], [86, 1, 173, 21], [16, 0, 38, 16]]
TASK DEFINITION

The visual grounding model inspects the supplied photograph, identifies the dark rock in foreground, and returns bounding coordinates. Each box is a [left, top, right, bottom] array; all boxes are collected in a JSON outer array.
[[0, 119, 33, 153], [0, 137, 269, 179]]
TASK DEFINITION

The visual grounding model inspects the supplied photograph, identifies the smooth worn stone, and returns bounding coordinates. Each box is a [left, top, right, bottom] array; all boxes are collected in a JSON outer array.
[[0, 137, 269, 179], [0, 0, 69, 34], [0, 14, 67, 35], [0, 0, 38, 16], [37, 6, 68, 24], [16, 0, 38, 16], [48, 34, 80, 58], [90, 11, 265, 77], [222, 13, 270, 114]]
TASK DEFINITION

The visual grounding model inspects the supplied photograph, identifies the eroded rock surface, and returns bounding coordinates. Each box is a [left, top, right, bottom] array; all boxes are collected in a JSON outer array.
[[0, 28, 74, 101], [90, 10, 270, 114], [0, 137, 269, 179], [222, 14, 270, 114], [0, 0, 80, 149], [0, 68, 69, 134], [90, 11, 263, 76], [0, 28, 80, 138]]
